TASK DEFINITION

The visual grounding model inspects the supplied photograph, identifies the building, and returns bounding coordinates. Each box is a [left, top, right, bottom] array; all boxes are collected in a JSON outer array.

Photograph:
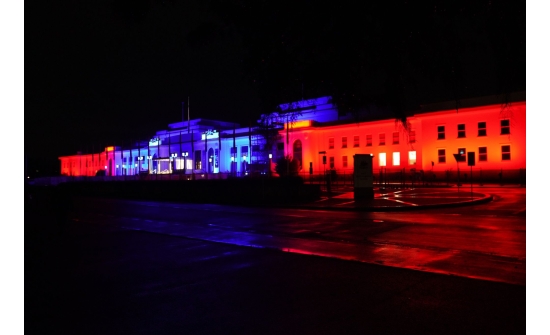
[[59, 93, 526, 182]]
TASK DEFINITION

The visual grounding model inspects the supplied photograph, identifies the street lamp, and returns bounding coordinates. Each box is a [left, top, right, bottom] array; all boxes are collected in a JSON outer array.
[[182, 151, 189, 175]]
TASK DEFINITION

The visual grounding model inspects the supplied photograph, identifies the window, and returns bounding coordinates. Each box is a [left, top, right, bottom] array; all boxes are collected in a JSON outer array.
[[437, 126, 445, 140], [342, 137, 347, 148], [408, 151, 416, 165], [438, 149, 446, 163], [392, 152, 400, 166], [195, 150, 202, 170], [366, 134, 372, 146], [342, 156, 348, 168], [457, 124, 466, 138], [353, 136, 360, 147], [379, 133, 385, 145], [392, 132, 399, 144], [479, 147, 487, 162], [457, 148, 466, 162], [379, 153, 386, 166], [409, 130, 416, 143], [241, 146, 248, 160], [478, 122, 487, 136], [329, 157, 335, 169], [329, 137, 334, 149], [502, 145, 511, 160], [501, 120, 510, 135]]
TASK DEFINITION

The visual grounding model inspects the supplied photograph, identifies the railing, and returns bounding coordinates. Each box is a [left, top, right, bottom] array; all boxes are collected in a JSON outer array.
[[29, 168, 526, 188]]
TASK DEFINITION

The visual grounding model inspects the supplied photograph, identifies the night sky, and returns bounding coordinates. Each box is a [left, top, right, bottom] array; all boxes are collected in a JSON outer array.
[[24, 0, 526, 176]]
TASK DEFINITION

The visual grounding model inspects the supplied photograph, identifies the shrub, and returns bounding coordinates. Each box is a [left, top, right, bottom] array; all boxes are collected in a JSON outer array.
[[274, 155, 299, 177]]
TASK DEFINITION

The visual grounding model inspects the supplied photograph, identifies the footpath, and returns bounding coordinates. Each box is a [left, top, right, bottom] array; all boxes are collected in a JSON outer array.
[[291, 184, 497, 211]]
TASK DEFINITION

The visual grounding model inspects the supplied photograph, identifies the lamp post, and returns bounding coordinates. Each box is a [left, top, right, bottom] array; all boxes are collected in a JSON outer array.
[[170, 153, 177, 175], [182, 151, 188, 177]]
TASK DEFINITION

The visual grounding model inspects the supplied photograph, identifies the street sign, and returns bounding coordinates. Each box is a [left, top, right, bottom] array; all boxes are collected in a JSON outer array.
[[467, 152, 475, 166]]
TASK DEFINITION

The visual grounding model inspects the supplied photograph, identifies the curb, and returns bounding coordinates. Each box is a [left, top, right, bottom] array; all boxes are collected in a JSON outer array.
[[280, 194, 494, 212]]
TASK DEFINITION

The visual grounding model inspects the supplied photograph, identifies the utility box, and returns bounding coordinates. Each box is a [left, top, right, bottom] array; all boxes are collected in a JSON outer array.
[[353, 154, 374, 200]]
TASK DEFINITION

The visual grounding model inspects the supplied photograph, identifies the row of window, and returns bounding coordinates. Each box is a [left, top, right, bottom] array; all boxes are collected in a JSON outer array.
[[328, 145, 512, 169], [329, 151, 417, 168], [437, 146, 511, 163], [328, 131, 416, 149], [437, 120, 510, 140]]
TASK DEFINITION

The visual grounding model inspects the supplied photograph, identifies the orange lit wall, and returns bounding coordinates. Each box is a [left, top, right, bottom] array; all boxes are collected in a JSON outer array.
[[418, 102, 526, 173], [284, 118, 421, 175], [282, 102, 525, 176], [59, 151, 110, 177]]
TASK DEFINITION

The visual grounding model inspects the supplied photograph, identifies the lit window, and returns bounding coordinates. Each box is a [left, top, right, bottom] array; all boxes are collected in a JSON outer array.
[[379, 134, 385, 146], [457, 148, 466, 162], [342, 156, 348, 168], [342, 137, 347, 148], [502, 145, 511, 160], [437, 126, 445, 140], [438, 149, 446, 163], [379, 153, 386, 166], [479, 147, 487, 162], [328, 138, 334, 149], [458, 124, 466, 138], [408, 151, 416, 165], [353, 136, 360, 148], [393, 132, 399, 144], [478, 122, 487, 136], [366, 134, 372, 146], [409, 130, 416, 143], [501, 120, 510, 135], [392, 152, 400, 166], [329, 157, 335, 169]]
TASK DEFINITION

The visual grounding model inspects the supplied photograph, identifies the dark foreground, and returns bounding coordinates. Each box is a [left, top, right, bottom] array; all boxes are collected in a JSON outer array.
[[25, 195, 525, 335]]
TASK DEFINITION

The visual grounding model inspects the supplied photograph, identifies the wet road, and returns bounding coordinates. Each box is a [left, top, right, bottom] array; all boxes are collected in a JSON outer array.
[[25, 186, 526, 334], [67, 187, 526, 285]]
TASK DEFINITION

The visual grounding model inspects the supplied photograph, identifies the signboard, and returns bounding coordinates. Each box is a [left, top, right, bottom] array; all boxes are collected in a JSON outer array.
[[353, 154, 374, 199], [467, 152, 475, 166]]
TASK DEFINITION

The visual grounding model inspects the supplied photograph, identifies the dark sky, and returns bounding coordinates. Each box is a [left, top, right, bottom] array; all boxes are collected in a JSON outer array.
[[24, 0, 526, 175]]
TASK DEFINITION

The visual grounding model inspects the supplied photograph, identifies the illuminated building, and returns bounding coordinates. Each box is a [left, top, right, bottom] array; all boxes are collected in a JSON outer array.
[[59, 93, 525, 181]]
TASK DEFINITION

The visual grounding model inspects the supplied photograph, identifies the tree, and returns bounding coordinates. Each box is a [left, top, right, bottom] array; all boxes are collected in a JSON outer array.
[[274, 155, 299, 177]]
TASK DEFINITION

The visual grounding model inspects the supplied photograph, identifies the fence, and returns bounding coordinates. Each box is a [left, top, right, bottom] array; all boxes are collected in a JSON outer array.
[[29, 168, 526, 189]]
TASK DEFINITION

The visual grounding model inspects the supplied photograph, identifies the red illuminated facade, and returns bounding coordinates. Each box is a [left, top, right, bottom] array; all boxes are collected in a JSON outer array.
[[59, 93, 526, 181]]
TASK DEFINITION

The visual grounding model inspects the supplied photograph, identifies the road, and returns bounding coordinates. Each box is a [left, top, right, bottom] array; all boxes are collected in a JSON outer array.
[[25, 186, 526, 335], [66, 186, 526, 285]]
